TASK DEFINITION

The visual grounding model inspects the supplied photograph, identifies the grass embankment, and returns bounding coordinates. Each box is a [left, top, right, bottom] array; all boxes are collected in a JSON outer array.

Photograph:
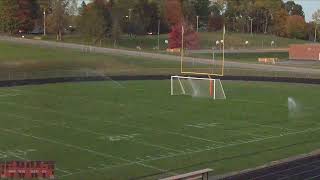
[[0, 40, 318, 80], [26, 32, 309, 51]]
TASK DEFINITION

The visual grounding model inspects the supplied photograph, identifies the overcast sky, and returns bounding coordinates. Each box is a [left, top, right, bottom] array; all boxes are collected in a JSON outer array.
[[77, 0, 320, 22], [284, 0, 320, 22]]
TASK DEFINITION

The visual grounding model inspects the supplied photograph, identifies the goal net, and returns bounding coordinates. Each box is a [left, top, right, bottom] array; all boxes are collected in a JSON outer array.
[[171, 76, 226, 100]]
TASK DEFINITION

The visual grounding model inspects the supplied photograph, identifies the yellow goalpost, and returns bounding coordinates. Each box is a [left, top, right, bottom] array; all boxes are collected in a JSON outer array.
[[180, 26, 226, 77], [172, 26, 227, 100]]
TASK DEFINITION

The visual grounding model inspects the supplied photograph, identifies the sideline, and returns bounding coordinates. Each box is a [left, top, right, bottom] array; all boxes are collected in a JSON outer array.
[[0, 75, 320, 88]]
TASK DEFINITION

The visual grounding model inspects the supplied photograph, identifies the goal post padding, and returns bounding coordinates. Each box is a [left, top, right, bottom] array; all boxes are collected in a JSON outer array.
[[171, 76, 226, 100]]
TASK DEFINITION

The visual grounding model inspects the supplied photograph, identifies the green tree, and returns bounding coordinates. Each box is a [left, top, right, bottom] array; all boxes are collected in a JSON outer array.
[[78, 0, 111, 44], [192, 0, 210, 28], [253, 0, 283, 34], [17, 0, 40, 32], [286, 15, 307, 39], [0, 0, 19, 33], [47, 0, 69, 40], [285, 1, 304, 18], [272, 8, 288, 37]]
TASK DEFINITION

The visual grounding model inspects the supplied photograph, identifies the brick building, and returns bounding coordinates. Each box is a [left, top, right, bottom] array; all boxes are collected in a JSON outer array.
[[289, 44, 320, 61]]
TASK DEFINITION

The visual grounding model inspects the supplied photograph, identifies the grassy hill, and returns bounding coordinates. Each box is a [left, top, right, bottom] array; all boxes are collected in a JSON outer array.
[[26, 32, 310, 51]]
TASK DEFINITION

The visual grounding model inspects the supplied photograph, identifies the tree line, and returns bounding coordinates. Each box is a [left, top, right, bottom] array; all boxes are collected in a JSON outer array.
[[0, 0, 319, 43]]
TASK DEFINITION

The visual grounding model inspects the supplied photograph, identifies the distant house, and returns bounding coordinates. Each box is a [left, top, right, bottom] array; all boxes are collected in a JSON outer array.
[[289, 44, 320, 61]]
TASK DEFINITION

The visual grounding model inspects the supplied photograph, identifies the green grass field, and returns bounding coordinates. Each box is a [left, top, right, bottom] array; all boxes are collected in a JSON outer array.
[[1, 80, 320, 179]]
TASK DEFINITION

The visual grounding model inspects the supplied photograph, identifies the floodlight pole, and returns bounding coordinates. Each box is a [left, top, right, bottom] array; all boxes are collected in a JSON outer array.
[[315, 24, 318, 42], [196, 16, 199, 32], [43, 8, 46, 36], [181, 26, 184, 73], [128, 8, 133, 37], [158, 19, 160, 50], [222, 25, 225, 76], [249, 17, 253, 36]]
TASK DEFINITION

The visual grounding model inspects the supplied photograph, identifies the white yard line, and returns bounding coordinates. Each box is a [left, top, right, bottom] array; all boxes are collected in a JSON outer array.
[[0, 93, 21, 97], [58, 125, 320, 178], [4, 113, 184, 154], [0, 100, 225, 146], [17, 89, 228, 145], [0, 127, 169, 175]]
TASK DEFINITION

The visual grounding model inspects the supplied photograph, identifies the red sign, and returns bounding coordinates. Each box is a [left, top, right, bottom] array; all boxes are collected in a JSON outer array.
[[0, 161, 55, 179]]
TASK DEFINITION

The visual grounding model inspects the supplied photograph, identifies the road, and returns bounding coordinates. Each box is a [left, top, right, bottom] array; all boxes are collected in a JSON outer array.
[[189, 48, 288, 54], [0, 36, 319, 76]]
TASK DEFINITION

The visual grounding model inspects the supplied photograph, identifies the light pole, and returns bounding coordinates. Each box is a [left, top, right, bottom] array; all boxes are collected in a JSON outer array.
[[43, 8, 46, 36], [249, 17, 253, 36], [157, 19, 160, 50], [196, 16, 199, 32], [315, 23, 318, 42], [128, 8, 133, 37]]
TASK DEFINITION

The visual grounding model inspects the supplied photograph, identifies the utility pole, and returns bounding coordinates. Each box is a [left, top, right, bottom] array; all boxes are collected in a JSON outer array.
[[196, 16, 199, 32], [158, 19, 160, 50], [128, 8, 133, 37], [43, 8, 46, 36], [249, 17, 253, 36], [315, 24, 318, 42]]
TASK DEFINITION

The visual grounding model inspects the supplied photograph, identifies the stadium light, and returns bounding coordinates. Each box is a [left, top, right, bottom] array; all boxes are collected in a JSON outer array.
[[43, 8, 46, 36], [196, 16, 199, 32]]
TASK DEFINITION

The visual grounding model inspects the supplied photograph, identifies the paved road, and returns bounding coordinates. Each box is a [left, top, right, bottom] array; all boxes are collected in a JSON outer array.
[[1, 36, 319, 75], [189, 48, 288, 54]]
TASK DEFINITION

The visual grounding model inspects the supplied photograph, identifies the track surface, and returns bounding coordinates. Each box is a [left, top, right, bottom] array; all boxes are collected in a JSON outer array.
[[217, 152, 320, 180]]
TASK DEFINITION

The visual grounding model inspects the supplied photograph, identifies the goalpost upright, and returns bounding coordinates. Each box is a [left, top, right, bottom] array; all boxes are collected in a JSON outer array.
[[171, 25, 227, 100]]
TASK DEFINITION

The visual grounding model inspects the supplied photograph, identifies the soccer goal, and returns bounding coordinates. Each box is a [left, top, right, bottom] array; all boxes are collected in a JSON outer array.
[[171, 76, 226, 100]]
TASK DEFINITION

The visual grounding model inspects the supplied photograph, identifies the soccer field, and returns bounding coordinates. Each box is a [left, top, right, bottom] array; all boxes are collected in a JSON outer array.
[[0, 80, 320, 179]]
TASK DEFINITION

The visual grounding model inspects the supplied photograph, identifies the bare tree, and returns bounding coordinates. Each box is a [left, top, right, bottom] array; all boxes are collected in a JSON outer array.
[[312, 9, 320, 42], [47, 0, 69, 40]]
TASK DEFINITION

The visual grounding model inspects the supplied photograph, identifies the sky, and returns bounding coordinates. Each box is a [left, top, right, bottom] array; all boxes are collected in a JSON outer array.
[[78, 0, 320, 22], [284, 0, 320, 22]]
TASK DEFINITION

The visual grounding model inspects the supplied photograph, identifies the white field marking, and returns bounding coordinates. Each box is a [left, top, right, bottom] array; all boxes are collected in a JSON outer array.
[[14, 115, 183, 154], [31, 119, 182, 154], [0, 127, 169, 174], [104, 120, 225, 145], [307, 174, 320, 180], [58, 162, 135, 178], [108, 78, 124, 88], [277, 166, 320, 180], [247, 122, 296, 132], [107, 134, 140, 142], [0, 93, 21, 97], [55, 168, 73, 176], [88, 166, 97, 170], [99, 164, 107, 167], [3, 99, 318, 176], [12, 89, 226, 145], [59, 125, 320, 178], [0, 100, 225, 146], [251, 158, 320, 180], [136, 157, 145, 161], [213, 116, 300, 135], [0, 89, 228, 144], [185, 124, 205, 129]]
